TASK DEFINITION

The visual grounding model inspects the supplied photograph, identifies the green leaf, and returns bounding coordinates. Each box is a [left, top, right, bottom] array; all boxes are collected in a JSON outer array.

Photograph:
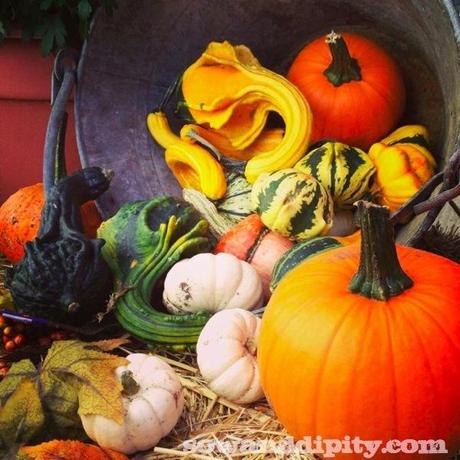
[[0, 359, 37, 406], [0, 20, 6, 40], [40, 0, 54, 11], [78, 0, 92, 20], [40, 26, 55, 55], [0, 379, 45, 457], [40, 15, 67, 55]]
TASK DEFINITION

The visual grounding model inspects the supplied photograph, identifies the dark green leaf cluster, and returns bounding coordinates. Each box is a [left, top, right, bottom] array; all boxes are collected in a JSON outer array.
[[0, 0, 117, 55]]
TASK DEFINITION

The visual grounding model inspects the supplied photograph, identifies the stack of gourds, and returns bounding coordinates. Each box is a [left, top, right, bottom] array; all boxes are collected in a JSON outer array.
[[2, 30, 460, 459], [147, 36, 436, 245]]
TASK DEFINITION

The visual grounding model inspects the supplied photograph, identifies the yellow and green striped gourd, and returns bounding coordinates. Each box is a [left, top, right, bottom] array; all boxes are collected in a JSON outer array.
[[251, 169, 333, 241], [294, 141, 375, 207], [215, 171, 254, 223]]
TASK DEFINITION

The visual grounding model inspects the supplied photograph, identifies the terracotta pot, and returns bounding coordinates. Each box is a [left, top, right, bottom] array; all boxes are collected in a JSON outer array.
[[0, 37, 81, 203]]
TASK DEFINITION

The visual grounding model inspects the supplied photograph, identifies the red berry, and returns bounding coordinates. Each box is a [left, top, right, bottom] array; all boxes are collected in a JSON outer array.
[[5, 340, 15, 352], [39, 337, 52, 348], [0, 316, 6, 328], [50, 331, 67, 341], [13, 334, 24, 347], [3, 326, 13, 337], [0, 367, 9, 377]]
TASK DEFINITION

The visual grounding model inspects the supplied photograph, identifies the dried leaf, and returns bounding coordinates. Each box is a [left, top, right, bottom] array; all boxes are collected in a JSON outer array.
[[91, 337, 130, 352], [0, 340, 128, 454], [42, 340, 128, 423]]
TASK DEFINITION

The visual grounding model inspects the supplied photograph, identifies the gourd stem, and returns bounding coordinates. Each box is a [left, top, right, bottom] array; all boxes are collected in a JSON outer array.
[[323, 31, 361, 87], [43, 69, 75, 199], [121, 370, 140, 396], [349, 201, 413, 300], [55, 113, 68, 184]]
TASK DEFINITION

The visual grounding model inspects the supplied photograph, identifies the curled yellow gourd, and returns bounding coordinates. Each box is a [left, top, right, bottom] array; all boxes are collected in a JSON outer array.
[[180, 41, 313, 183], [147, 112, 227, 200], [369, 125, 436, 212], [180, 125, 284, 161]]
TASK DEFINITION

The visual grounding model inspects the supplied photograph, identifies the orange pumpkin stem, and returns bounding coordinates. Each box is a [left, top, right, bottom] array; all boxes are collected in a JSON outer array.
[[324, 31, 362, 86], [349, 201, 413, 300]]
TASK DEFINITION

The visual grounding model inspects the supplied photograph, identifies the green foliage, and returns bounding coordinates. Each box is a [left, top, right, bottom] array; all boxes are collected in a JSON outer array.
[[0, 0, 117, 55]]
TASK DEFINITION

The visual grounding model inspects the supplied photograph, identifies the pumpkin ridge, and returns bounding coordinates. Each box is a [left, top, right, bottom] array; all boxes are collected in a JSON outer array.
[[411, 301, 460, 356], [344, 304, 373, 439], [210, 350, 247, 384], [382, 300, 400, 441], [307, 303, 358, 436], [138, 393, 164, 436], [234, 354, 257, 400], [396, 304, 440, 427]]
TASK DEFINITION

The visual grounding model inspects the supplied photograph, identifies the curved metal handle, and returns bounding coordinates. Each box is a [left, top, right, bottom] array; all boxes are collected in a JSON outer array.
[[43, 49, 79, 199]]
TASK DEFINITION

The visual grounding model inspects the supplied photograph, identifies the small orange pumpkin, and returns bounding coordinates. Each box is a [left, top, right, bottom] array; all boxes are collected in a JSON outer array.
[[0, 183, 101, 262], [288, 31, 405, 150], [258, 201, 460, 456]]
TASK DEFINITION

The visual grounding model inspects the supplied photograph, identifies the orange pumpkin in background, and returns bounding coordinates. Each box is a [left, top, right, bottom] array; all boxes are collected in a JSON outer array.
[[0, 183, 101, 262], [258, 201, 460, 458], [288, 31, 405, 150]]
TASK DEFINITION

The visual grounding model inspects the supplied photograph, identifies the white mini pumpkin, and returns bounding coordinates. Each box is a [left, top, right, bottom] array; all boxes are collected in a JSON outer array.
[[197, 308, 264, 404], [80, 353, 183, 454], [163, 252, 264, 314]]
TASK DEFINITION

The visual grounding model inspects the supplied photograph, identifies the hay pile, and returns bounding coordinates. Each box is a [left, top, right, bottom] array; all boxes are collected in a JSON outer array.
[[123, 348, 313, 460]]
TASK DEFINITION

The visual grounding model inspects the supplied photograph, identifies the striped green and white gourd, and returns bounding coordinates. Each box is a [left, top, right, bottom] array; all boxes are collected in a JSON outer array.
[[270, 236, 344, 291], [294, 141, 375, 207], [251, 168, 333, 241], [214, 171, 254, 223]]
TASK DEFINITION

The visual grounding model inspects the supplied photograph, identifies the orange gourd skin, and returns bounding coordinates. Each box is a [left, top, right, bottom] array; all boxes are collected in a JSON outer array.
[[19, 439, 128, 459], [258, 243, 460, 458], [214, 214, 293, 298], [0, 183, 101, 262], [288, 32, 405, 150]]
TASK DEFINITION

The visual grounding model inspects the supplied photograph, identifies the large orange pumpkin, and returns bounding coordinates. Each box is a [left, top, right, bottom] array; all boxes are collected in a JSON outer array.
[[288, 31, 405, 150], [258, 201, 460, 458], [0, 183, 101, 262]]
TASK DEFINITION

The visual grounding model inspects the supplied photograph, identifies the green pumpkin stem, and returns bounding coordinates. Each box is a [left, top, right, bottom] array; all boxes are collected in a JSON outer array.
[[323, 31, 362, 86], [349, 201, 413, 300], [121, 370, 140, 396]]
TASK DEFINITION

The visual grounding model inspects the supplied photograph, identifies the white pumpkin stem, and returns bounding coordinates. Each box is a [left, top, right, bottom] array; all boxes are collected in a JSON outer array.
[[121, 370, 140, 396]]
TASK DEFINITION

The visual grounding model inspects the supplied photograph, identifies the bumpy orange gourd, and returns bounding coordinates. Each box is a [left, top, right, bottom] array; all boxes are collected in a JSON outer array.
[[258, 202, 460, 458], [0, 183, 101, 262], [19, 439, 128, 460], [288, 31, 405, 150]]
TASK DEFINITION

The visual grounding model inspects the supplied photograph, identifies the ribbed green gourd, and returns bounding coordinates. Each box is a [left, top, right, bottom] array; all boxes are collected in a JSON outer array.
[[271, 236, 344, 291], [251, 169, 333, 241], [98, 196, 211, 349], [294, 141, 375, 207], [214, 171, 254, 223]]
